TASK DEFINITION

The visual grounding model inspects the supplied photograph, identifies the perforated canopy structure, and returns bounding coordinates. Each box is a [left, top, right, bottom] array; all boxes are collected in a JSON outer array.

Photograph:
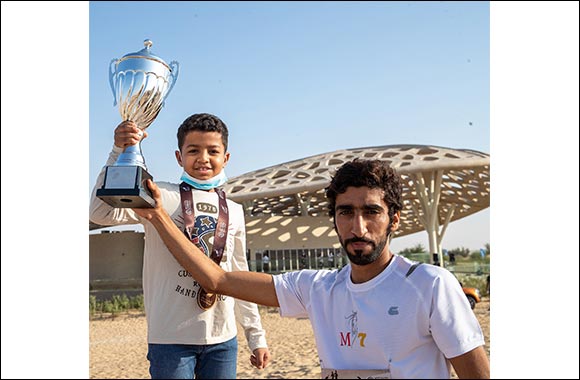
[[222, 144, 490, 264], [90, 144, 490, 265]]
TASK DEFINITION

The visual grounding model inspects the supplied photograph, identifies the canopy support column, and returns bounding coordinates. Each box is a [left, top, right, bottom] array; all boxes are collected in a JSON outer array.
[[242, 200, 254, 217], [412, 170, 455, 266]]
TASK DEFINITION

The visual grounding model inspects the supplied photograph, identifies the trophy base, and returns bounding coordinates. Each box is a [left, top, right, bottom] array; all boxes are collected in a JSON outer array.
[[96, 165, 155, 208]]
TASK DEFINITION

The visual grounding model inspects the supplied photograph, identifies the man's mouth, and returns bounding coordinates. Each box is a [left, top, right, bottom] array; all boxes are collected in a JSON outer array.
[[349, 241, 370, 250], [345, 238, 375, 251]]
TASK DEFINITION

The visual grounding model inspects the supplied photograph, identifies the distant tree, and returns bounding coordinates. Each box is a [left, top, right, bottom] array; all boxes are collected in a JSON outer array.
[[448, 247, 471, 258], [469, 251, 482, 261], [484, 243, 490, 256], [398, 243, 426, 255]]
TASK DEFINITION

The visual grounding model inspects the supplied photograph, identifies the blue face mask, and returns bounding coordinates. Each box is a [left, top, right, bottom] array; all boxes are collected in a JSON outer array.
[[180, 170, 228, 190]]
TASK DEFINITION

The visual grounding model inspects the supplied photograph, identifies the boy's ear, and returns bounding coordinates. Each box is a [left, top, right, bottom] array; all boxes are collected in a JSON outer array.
[[175, 150, 183, 167], [224, 152, 231, 166]]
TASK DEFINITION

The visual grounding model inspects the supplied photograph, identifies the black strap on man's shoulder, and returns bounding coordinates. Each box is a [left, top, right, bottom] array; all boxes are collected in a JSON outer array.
[[405, 262, 423, 278]]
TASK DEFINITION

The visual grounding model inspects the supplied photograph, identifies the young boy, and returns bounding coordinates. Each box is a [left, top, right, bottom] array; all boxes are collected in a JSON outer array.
[[90, 113, 270, 379]]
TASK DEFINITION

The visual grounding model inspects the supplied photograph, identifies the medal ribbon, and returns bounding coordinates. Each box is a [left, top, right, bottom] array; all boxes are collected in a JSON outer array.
[[179, 182, 229, 265], [179, 182, 229, 310]]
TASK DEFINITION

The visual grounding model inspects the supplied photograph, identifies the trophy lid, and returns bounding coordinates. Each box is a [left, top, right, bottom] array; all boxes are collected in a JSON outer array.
[[118, 39, 172, 71]]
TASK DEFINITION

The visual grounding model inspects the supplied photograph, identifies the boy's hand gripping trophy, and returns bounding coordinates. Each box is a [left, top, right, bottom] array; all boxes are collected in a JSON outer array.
[[97, 39, 179, 208]]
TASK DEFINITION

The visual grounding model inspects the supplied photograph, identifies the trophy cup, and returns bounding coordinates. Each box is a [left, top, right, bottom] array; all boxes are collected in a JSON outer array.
[[96, 39, 179, 208]]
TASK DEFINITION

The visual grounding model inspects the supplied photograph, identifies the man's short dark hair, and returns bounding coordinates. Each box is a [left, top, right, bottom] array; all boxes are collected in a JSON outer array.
[[325, 159, 403, 221], [177, 113, 229, 151]]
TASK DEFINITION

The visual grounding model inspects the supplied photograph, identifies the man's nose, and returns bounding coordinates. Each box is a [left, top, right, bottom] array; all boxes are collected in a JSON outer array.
[[351, 214, 368, 237]]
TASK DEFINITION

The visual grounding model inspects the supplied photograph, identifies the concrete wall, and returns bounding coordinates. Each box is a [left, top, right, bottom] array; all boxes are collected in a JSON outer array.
[[89, 230, 144, 292]]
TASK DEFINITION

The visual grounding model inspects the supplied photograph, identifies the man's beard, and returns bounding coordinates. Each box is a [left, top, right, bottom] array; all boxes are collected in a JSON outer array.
[[340, 234, 389, 266]]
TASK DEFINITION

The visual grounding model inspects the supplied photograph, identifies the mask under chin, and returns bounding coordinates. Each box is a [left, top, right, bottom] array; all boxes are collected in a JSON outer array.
[[181, 170, 228, 190]]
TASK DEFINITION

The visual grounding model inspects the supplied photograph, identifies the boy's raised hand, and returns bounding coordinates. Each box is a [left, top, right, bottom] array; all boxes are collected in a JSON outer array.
[[114, 120, 148, 150]]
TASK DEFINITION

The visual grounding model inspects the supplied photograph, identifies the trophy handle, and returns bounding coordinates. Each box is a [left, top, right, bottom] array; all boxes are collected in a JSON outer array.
[[109, 58, 118, 106], [165, 61, 180, 100]]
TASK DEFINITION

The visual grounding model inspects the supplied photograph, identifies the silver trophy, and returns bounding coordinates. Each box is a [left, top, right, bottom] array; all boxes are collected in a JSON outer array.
[[97, 39, 179, 208]]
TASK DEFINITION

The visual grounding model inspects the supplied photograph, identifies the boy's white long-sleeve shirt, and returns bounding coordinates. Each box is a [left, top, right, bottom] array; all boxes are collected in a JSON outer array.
[[90, 145, 267, 350]]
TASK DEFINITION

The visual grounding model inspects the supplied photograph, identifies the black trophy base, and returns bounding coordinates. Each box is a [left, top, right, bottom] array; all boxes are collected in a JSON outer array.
[[96, 165, 156, 208]]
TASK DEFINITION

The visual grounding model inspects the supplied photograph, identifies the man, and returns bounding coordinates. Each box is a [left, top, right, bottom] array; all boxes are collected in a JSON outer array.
[[133, 159, 490, 378]]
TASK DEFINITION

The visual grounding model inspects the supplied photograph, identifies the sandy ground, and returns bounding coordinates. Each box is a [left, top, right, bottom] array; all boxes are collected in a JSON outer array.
[[89, 297, 490, 379]]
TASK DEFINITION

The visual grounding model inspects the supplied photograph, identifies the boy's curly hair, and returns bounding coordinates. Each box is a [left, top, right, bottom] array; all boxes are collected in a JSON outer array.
[[177, 113, 229, 151]]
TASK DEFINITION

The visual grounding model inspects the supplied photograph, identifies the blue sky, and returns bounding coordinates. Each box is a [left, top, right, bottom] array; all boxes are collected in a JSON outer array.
[[2, 2, 578, 379], [89, 1, 490, 251]]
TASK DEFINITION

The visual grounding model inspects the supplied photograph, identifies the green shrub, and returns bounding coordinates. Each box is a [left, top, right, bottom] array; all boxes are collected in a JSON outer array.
[[131, 294, 145, 309], [102, 300, 115, 314], [455, 274, 489, 296], [89, 293, 145, 318], [112, 294, 130, 310], [89, 295, 97, 315]]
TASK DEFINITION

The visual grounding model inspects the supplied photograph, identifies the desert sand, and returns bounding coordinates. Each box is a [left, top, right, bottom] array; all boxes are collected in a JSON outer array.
[[90, 298, 490, 379]]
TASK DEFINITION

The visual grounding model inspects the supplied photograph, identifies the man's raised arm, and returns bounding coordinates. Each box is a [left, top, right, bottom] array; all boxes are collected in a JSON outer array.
[[133, 179, 280, 307]]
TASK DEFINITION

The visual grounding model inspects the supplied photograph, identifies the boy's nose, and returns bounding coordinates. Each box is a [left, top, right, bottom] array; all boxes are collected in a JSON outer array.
[[197, 152, 210, 162]]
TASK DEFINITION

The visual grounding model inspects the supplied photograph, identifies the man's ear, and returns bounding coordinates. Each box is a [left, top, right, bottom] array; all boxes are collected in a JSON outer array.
[[175, 150, 183, 167], [391, 211, 401, 231]]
